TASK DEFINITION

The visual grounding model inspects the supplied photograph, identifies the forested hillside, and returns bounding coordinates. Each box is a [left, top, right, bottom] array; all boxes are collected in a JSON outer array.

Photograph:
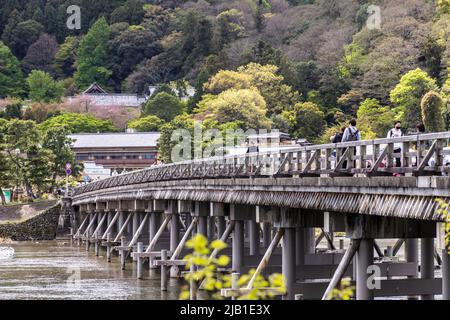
[[0, 0, 449, 160]]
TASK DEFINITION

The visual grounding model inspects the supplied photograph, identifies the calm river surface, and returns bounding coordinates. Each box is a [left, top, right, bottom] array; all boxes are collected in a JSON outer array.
[[0, 240, 181, 300]]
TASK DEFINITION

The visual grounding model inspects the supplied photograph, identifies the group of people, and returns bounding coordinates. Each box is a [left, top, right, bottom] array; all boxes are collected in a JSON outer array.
[[330, 119, 429, 174], [331, 119, 427, 144]]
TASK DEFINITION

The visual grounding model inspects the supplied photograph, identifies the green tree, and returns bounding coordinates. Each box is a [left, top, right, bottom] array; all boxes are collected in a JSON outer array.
[[39, 113, 118, 133], [110, 27, 161, 87], [421, 91, 445, 132], [0, 41, 24, 98], [54, 36, 79, 79], [390, 68, 438, 130], [197, 88, 272, 130], [158, 114, 196, 164], [74, 17, 112, 90], [7, 19, 44, 59], [3, 119, 50, 201], [127, 115, 164, 132], [357, 98, 398, 138], [0, 102, 22, 120], [282, 102, 326, 142], [42, 125, 79, 192], [1, 9, 22, 51], [437, 0, 450, 15], [204, 63, 299, 115], [143, 92, 184, 122], [27, 70, 64, 103]]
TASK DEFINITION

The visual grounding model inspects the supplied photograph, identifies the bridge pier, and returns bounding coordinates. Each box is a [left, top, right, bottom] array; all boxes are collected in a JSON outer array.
[[296, 227, 305, 267], [420, 237, 435, 300], [211, 202, 228, 239], [249, 219, 260, 256], [263, 223, 271, 248], [405, 238, 419, 299], [282, 227, 296, 300], [443, 249, 450, 300], [166, 200, 180, 277], [194, 202, 209, 237], [356, 238, 374, 300]]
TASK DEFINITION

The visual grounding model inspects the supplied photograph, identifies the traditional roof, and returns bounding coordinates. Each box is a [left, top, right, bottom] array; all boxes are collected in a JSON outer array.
[[83, 82, 108, 94], [69, 132, 161, 149]]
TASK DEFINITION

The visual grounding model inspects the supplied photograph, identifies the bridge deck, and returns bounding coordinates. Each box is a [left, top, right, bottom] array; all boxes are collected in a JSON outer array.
[[71, 132, 450, 221]]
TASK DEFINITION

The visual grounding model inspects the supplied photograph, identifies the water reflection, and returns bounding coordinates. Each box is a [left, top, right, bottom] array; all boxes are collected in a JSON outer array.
[[0, 241, 181, 300]]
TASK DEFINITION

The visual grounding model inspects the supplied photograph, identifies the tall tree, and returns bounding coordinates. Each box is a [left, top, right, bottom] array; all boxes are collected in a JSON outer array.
[[143, 92, 184, 122], [42, 125, 79, 192], [7, 19, 44, 59], [27, 70, 64, 103], [0, 41, 24, 98], [421, 91, 445, 132], [390, 68, 438, 130], [1, 9, 22, 49], [357, 98, 398, 138], [22, 33, 59, 75], [54, 36, 79, 79], [74, 17, 112, 90], [281, 102, 326, 142]]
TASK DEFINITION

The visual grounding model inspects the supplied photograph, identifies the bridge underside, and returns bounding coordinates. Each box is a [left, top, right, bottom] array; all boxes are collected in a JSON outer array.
[[72, 176, 450, 222]]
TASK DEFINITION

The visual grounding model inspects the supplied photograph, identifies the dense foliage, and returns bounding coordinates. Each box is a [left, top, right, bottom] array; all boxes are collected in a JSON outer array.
[[0, 0, 449, 163]]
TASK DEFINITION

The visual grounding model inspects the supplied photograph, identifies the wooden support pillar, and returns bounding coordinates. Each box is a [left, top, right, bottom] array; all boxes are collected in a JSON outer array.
[[420, 237, 435, 300], [232, 220, 244, 273], [249, 220, 260, 256], [230, 204, 255, 273], [198, 216, 207, 236], [170, 212, 180, 278], [282, 227, 296, 300], [207, 216, 215, 241], [194, 201, 209, 237], [132, 212, 140, 240], [305, 228, 315, 254], [263, 223, 271, 249], [356, 239, 374, 300], [405, 239, 418, 278], [217, 216, 226, 239], [120, 236, 126, 270], [161, 249, 168, 291], [443, 249, 450, 300], [296, 227, 305, 267], [137, 242, 143, 279], [106, 233, 112, 262]]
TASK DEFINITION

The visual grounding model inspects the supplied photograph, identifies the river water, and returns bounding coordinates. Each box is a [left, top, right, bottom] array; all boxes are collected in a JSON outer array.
[[0, 240, 181, 300]]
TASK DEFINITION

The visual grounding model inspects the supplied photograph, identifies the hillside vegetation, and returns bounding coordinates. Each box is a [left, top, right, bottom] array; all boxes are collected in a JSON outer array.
[[0, 1, 449, 157]]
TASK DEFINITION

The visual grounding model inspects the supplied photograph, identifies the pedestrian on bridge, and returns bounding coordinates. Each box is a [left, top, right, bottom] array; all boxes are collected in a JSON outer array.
[[341, 119, 360, 170], [387, 121, 403, 168]]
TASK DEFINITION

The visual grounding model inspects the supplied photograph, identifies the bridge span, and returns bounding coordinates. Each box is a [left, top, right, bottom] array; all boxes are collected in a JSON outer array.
[[66, 132, 450, 300]]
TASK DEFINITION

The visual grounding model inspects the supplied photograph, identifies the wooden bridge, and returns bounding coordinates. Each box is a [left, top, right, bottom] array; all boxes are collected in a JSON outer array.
[[66, 132, 450, 300]]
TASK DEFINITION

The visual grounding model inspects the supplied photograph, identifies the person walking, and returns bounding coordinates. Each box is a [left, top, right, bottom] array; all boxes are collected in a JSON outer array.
[[387, 121, 403, 168], [331, 127, 346, 144], [246, 140, 259, 174], [342, 119, 360, 142], [341, 119, 360, 170]]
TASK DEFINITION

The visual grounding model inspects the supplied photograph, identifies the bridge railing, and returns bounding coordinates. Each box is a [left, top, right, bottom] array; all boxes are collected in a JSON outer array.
[[73, 131, 450, 196]]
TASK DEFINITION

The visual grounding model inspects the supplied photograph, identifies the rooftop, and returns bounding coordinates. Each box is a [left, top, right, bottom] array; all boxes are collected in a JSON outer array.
[[69, 132, 161, 149]]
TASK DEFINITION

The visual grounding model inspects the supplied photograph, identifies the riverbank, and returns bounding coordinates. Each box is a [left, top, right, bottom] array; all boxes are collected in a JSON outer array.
[[0, 203, 60, 241]]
